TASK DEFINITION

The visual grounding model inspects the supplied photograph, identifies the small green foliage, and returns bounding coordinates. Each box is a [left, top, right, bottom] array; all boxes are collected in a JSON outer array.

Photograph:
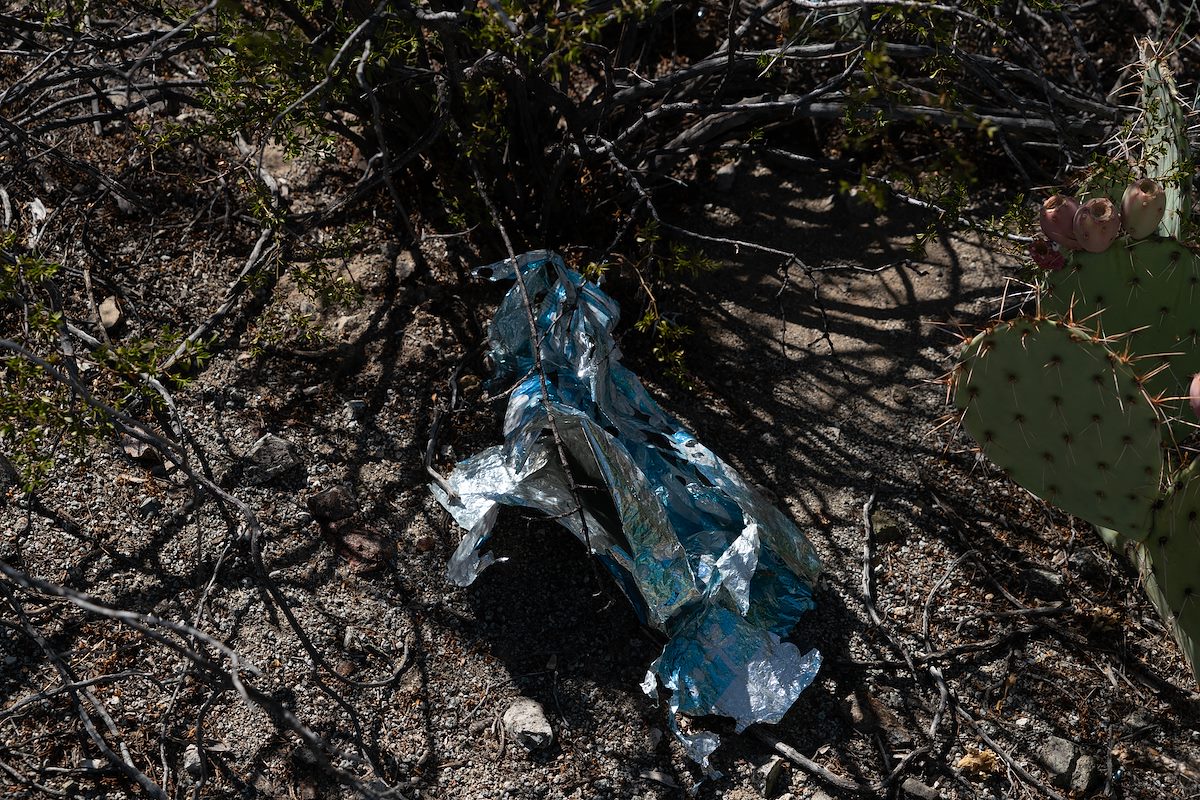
[[581, 261, 608, 282], [601, 224, 722, 382], [293, 262, 364, 308], [0, 354, 111, 490], [0, 232, 216, 489], [666, 244, 720, 278], [634, 313, 693, 384], [1, 245, 96, 489], [249, 307, 329, 357]]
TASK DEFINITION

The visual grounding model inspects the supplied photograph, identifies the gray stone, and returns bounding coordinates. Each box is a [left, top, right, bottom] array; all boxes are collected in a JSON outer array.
[[393, 249, 416, 283], [1070, 755, 1097, 793], [502, 697, 553, 750], [900, 777, 941, 799], [183, 744, 203, 778], [247, 433, 300, 483], [753, 755, 787, 797], [715, 162, 738, 192], [306, 485, 357, 522], [842, 689, 879, 732], [1123, 708, 1156, 732], [1038, 734, 1075, 780], [871, 510, 906, 543], [638, 769, 679, 789], [345, 400, 368, 421], [1067, 548, 1108, 583], [1021, 566, 1065, 600], [1038, 735, 1094, 791], [121, 434, 162, 466], [137, 497, 161, 517]]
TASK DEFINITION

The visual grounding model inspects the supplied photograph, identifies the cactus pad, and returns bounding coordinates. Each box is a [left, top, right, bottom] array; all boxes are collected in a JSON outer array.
[[954, 317, 1163, 535], [1141, 463, 1200, 679], [1042, 239, 1200, 439], [1140, 43, 1191, 238]]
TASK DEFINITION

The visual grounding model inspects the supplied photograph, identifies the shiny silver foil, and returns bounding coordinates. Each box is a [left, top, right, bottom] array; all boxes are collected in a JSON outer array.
[[431, 251, 822, 767]]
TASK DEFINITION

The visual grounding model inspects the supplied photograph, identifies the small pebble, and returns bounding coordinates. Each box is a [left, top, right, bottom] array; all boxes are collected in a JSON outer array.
[[183, 744, 202, 778], [306, 484, 357, 522]]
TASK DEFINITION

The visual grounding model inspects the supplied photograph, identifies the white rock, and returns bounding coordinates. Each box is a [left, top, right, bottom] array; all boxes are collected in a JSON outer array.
[[502, 697, 553, 750], [99, 296, 123, 330]]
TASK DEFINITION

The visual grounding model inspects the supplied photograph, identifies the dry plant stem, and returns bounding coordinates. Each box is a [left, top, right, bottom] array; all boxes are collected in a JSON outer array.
[[425, 346, 481, 499], [0, 581, 168, 800], [158, 227, 275, 373], [862, 493, 952, 742], [1, 670, 153, 720], [0, 338, 407, 797], [593, 133, 852, 370], [922, 550, 974, 651], [355, 36, 420, 245], [752, 728, 870, 794], [267, 0, 388, 140], [0, 754, 66, 797], [881, 746, 931, 788], [794, 0, 1040, 56], [0, 563, 407, 800], [188, 685, 224, 800]]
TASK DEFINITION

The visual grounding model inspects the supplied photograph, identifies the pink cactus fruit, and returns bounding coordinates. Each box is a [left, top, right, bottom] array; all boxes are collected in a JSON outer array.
[[1190, 373, 1200, 420], [1039, 195, 1081, 249], [1121, 178, 1166, 239], [1028, 238, 1065, 271], [1072, 198, 1121, 253]]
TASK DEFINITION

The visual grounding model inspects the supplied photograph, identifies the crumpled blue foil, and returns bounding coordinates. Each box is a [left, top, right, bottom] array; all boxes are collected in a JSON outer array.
[[431, 250, 822, 767]]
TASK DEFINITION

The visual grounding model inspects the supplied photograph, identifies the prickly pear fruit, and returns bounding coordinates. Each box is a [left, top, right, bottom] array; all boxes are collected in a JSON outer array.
[[1073, 198, 1121, 253], [1029, 239, 1065, 271], [1121, 178, 1167, 238], [1190, 373, 1200, 419], [1040, 195, 1081, 249]]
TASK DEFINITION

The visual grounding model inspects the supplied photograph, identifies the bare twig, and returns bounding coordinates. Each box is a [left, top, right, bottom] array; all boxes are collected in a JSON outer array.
[[157, 228, 275, 373], [752, 728, 871, 794]]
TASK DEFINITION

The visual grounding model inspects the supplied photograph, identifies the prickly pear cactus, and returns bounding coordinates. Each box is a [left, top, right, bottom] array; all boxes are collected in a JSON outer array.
[[951, 42, 1200, 683], [954, 317, 1162, 535], [1040, 239, 1200, 442]]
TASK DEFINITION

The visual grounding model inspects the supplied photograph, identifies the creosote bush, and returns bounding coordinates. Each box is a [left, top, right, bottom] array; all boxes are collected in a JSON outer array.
[[1, 2, 1174, 489]]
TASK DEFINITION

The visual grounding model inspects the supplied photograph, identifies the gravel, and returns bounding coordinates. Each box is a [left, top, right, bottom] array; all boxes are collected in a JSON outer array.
[[4, 155, 1198, 800]]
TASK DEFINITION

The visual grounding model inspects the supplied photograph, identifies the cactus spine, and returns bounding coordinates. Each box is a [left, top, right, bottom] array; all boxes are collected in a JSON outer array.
[[952, 42, 1200, 682]]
